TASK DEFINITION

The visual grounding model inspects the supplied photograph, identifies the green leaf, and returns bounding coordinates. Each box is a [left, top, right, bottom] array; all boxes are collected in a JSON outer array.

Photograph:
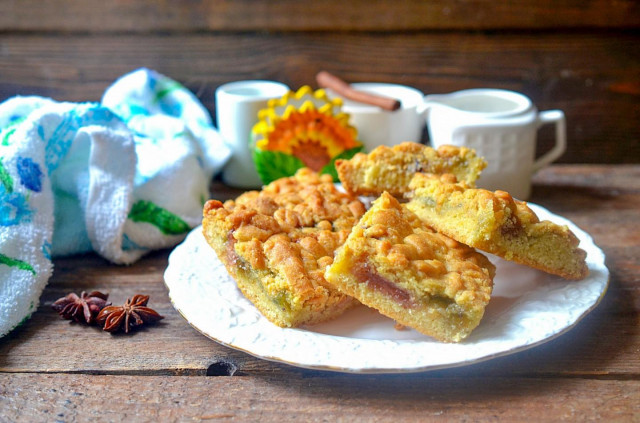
[[320, 146, 364, 181], [0, 253, 36, 275], [128, 200, 191, 235], [0, 158, 14, 193], [253, 149, 305, 185], [153, 80, 185, 104], [1, 117, 26, 146]]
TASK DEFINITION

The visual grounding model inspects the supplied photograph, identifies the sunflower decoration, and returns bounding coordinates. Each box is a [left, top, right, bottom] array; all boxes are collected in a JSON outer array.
[[252, 86, 363, 184]]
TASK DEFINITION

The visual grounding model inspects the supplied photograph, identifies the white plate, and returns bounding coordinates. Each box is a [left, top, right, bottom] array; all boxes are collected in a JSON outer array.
[[164, 203, 609, 373]]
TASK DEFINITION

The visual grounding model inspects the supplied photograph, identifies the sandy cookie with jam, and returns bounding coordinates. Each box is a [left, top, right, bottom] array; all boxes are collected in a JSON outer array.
[[325, 192, 495, 342], [202, 168, 366, 328]]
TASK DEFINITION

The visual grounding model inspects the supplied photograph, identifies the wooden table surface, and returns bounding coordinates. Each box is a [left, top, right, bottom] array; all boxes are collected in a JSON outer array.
[[1, 164, 638, 422]]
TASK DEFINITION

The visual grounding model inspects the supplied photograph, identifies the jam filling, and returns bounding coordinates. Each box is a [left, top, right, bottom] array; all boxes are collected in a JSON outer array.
[[353, 260, 417, 308], [500, 215, 523, 238], [226, 231, 239, 266]]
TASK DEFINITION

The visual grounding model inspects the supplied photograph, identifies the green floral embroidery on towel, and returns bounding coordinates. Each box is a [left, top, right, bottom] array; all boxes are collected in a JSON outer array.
[[1, 117, 26, 146], [173, 130, 190, 139], [153, 80, 184, 104], [128, 200, 190, 235], [0, 253, 36, 275], [2, 129, 14, 146], [0, 159, 14, 193]]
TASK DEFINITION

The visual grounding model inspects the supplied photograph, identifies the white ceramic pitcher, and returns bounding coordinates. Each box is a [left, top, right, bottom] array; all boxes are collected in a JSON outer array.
[[424, 89, 566, 199]]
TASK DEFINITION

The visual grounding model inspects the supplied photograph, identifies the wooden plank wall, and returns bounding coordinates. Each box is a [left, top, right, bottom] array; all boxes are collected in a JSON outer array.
[[0, 0, 638, 163]]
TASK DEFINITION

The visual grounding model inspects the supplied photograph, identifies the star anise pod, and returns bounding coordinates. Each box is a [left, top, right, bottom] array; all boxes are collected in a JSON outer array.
[[96, 294, 164, 333], [52, 291, 110, 324]]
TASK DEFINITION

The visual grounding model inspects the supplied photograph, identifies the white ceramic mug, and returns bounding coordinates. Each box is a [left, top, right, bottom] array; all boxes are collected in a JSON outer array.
[[327, 83, 426, 152], [216, 80, 290, 188], [425, 89, 566, 199]]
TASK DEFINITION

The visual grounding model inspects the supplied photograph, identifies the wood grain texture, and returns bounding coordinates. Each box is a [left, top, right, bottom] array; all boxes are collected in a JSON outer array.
[[2, 292, 637, 377], [0, 165, 638, 376], [1, 2, 637, 419], [1, 0, 639, 32], [0, 33, 638, 164], [0, 165, 638, 421], [1, 374, 638, 422]]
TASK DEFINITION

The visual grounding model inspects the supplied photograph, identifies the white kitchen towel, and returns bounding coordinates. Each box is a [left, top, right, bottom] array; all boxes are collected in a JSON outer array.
[[0, 68, 231, 337]]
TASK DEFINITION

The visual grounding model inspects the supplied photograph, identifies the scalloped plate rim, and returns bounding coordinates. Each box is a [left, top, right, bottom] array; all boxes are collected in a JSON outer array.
[[164, 203, 609, 373]]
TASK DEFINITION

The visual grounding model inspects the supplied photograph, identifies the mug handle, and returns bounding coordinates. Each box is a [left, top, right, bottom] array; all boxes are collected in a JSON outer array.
[[532, 110, 566, 172]]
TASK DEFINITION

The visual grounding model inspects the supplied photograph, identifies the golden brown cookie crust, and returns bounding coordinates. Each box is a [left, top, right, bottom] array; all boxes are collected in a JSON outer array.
[[335, 142, 486, 197], [325, 192, 495, 342], [202, 169, 365, 327], [407, 173, 588, 280]]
